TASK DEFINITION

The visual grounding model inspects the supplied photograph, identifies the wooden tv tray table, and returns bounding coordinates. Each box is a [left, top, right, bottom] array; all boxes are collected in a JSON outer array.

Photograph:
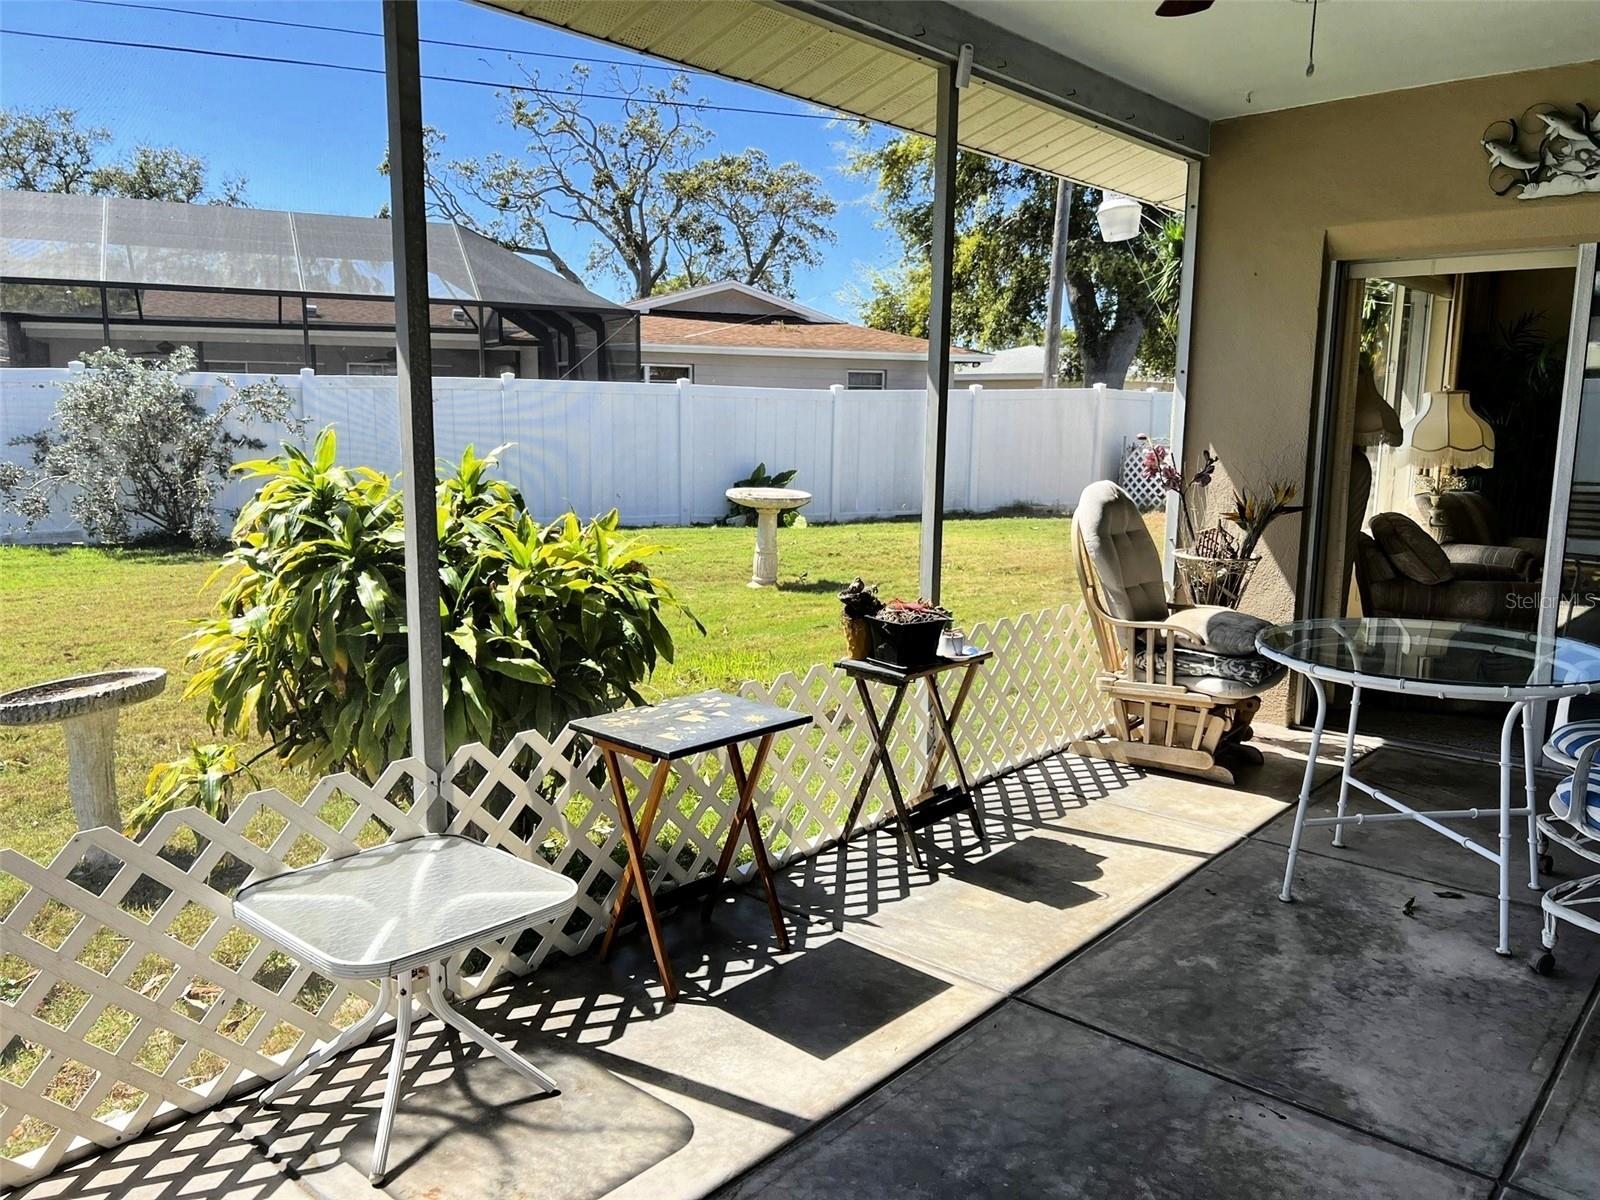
[[835, 651, 992, 868], [568, 691, 811, 1002]]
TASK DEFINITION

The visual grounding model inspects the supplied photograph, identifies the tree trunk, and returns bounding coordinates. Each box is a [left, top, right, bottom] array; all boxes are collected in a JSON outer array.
[[1082, 316, 1146, 387]]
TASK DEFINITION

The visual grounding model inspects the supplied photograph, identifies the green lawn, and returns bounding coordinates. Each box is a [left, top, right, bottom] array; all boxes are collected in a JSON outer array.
[[3, 513, 1153, 873], [0, 511, 1156, 1151]]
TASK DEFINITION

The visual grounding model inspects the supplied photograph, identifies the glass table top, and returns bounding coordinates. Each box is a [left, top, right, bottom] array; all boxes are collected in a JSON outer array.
[[1256, 618, 1600, 692]]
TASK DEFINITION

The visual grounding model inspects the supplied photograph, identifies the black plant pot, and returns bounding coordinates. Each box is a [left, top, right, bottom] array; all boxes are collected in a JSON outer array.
[[866, 615, 950, 669]]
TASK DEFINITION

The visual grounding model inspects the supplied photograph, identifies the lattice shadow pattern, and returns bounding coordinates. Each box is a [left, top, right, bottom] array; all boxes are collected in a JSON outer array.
[[0, 604, 1110, 1187]]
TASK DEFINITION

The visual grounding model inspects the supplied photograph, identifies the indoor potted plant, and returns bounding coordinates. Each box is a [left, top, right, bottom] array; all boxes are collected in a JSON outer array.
[[1137, 438, 1302, 609]]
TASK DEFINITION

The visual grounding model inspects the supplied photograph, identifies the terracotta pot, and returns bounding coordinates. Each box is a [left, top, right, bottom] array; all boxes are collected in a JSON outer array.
[[842, 614, 873, 660]]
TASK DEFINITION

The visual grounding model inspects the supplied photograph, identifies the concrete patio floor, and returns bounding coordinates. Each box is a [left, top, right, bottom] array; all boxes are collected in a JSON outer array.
[[14, 731, 1599, 1200]]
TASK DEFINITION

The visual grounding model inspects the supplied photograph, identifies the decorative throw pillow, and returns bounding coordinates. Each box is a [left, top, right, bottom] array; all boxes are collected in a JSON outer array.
[[1370, 512, 1454, 586], [1164, 605, 1272, 657]]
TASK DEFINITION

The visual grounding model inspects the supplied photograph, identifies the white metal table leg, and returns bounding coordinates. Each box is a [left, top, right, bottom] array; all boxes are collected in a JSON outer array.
[[1332, 686, 1362, 849], [369, 973, 414, 1185], [260, 976, 392, 1105], [1496, 702, 1524, 957], [1524, 712, 1542, 891], [422, 966, 559, 1093], [1280, 676, 1328, 903]]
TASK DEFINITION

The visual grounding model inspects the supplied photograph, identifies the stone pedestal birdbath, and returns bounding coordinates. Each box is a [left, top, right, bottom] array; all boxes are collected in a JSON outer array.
[[0, 668, 167, 853], [725, 486, 812, 588]]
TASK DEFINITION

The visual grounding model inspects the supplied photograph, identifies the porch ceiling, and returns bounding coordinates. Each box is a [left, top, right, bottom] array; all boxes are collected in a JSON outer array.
[[476, 0, 1192, 209]]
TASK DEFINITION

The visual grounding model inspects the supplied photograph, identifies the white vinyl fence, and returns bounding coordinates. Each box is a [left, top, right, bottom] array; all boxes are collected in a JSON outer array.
[[0, 600, 1112, 1188], [0, 367, 1172, 542]]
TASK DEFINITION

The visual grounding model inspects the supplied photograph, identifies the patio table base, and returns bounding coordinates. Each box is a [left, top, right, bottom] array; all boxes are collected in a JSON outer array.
[[260, 963, 559, 1184]]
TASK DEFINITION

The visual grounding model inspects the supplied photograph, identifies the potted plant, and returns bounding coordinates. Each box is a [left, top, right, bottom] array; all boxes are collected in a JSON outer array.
[[1137, 438, 1302, 609], [837, 577, 882, 659], [866, 598, 954, 668]]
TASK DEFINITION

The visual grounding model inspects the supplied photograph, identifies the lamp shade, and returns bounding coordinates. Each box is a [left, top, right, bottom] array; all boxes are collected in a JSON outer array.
[[1402, 389, 1495, 469], [1352, 363, 1403, 447], [1095, 192, 1142, 242]]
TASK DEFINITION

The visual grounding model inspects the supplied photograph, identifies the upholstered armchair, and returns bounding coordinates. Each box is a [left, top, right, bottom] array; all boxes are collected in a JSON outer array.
[[1356, 512, 1539, 627], [1071, 481, 1286, 785]]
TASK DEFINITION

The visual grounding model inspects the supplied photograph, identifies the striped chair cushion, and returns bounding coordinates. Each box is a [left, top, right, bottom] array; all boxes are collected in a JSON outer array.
[[1550, 775, 1600, 836], [1545, 720, 1600, 768]]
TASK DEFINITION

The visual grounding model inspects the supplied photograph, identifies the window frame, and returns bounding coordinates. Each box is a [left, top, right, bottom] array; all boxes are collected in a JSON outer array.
[[845, 369, 886, 390], [644, 362, 694, 383]]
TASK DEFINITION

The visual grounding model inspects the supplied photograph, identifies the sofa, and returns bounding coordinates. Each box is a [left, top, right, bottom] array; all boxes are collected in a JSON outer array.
[[1355, 512, 1540, 627]]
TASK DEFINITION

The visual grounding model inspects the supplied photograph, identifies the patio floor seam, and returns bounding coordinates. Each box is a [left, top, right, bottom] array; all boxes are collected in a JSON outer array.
[[1489, 973, 1600, 1200]]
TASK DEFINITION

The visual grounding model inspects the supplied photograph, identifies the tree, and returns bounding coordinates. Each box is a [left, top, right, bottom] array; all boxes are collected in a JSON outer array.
[[665, 150, 837, 295], [0, 106, 247, 204], [849, 133, 1178, 385], [394, 67, 837, 299], [0, 347, 297, 546]]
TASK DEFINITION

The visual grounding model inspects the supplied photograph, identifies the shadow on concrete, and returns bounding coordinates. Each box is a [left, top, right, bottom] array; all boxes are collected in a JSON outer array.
[[707, 938, 952, 1060]]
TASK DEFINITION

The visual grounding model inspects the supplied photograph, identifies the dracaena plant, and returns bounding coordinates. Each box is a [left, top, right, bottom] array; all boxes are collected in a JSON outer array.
[[146, 428, 700, 830]]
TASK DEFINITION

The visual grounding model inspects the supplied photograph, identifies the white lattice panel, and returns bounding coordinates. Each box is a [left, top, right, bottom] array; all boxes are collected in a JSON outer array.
[[1, 603, 1106, 1188]]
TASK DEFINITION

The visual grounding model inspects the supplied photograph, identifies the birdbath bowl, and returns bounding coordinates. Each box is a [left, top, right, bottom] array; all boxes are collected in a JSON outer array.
[[725, 486, 812, 588], [0, 668, 167, 845]]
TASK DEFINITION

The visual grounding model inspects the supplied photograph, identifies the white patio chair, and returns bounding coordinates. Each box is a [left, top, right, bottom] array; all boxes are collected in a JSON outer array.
[[1532, 702, 1600, 974]]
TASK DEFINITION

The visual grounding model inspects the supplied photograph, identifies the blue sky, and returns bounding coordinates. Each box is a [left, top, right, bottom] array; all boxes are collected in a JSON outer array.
[[0, 0, 901, 314]]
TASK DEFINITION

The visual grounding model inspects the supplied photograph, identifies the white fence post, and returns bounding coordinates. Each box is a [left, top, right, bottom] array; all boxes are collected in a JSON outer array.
[[1091, 382, 1108, 484], [966, 384, 982, 512], [828, 383, 844, 523], [677, 377, 694, 524]]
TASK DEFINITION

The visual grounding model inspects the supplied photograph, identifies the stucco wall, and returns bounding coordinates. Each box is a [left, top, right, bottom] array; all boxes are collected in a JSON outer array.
[[1187, 62, 1600, 675]]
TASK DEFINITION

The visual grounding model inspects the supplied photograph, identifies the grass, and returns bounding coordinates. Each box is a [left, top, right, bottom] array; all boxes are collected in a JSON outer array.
[[0, 511, 1159, 1154]]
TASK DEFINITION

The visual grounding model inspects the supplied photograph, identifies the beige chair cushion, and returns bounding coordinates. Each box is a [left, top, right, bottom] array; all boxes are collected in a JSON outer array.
[[1076, 481, 1167, 623], [1369, 512, 1454, 586], [1164, 605, 1272, 657]]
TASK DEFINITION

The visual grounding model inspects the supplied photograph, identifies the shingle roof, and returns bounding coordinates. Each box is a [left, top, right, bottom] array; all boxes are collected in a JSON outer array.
[[640, 314, 985, 360]]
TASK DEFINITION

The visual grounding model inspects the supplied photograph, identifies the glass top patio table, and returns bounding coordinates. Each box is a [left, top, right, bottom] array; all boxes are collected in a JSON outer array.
[[1256, 617, 1600, 696]]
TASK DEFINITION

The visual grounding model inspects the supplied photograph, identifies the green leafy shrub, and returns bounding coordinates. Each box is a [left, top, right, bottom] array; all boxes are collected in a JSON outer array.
[[726, 461, 804, 527], [133, 743, 259, 834], [178, 427, 700, 789], [0, 346, 298, 546]]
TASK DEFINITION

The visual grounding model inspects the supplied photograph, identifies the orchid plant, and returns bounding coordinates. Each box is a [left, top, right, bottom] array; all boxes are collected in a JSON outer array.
[[1137, 437, 1301, 562]]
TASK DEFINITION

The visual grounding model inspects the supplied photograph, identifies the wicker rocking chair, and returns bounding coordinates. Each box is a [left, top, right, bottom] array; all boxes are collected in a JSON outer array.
[[1071, 481, 1285, 784]]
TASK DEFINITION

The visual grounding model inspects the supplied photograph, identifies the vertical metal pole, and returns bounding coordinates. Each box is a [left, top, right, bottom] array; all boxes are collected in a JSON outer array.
[[919, 61, 960, 603], [1163, 159, 1201, 585], [384, 0, 447, 831], [1042, 179, 1072, 385], [99, 286, 111, 347]]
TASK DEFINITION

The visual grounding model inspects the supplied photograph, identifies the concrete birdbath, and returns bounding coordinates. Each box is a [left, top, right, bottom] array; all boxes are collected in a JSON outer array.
[[725, 486, 812, 588], [0, 668, 167, 850]]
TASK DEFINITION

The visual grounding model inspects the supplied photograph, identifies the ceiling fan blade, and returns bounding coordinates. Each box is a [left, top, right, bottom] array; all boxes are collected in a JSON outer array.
[[1155, 0, 1215, 15]]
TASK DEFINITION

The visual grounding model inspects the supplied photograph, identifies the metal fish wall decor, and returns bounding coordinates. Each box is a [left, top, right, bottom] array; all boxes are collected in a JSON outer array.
[[1482, 103, 1600, 200]]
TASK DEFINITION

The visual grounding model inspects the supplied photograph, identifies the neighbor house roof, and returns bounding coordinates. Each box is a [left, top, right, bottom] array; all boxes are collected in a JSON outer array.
[[639, 313, 987, 362], [0, 190, 628, 314], [956, 344, 1050, 380], [627, 279, 843, 324]]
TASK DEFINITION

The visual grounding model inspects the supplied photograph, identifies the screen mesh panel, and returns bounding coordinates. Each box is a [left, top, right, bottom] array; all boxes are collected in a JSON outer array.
[[104, 198, 299, 291], [0, 190, 104, 281]]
